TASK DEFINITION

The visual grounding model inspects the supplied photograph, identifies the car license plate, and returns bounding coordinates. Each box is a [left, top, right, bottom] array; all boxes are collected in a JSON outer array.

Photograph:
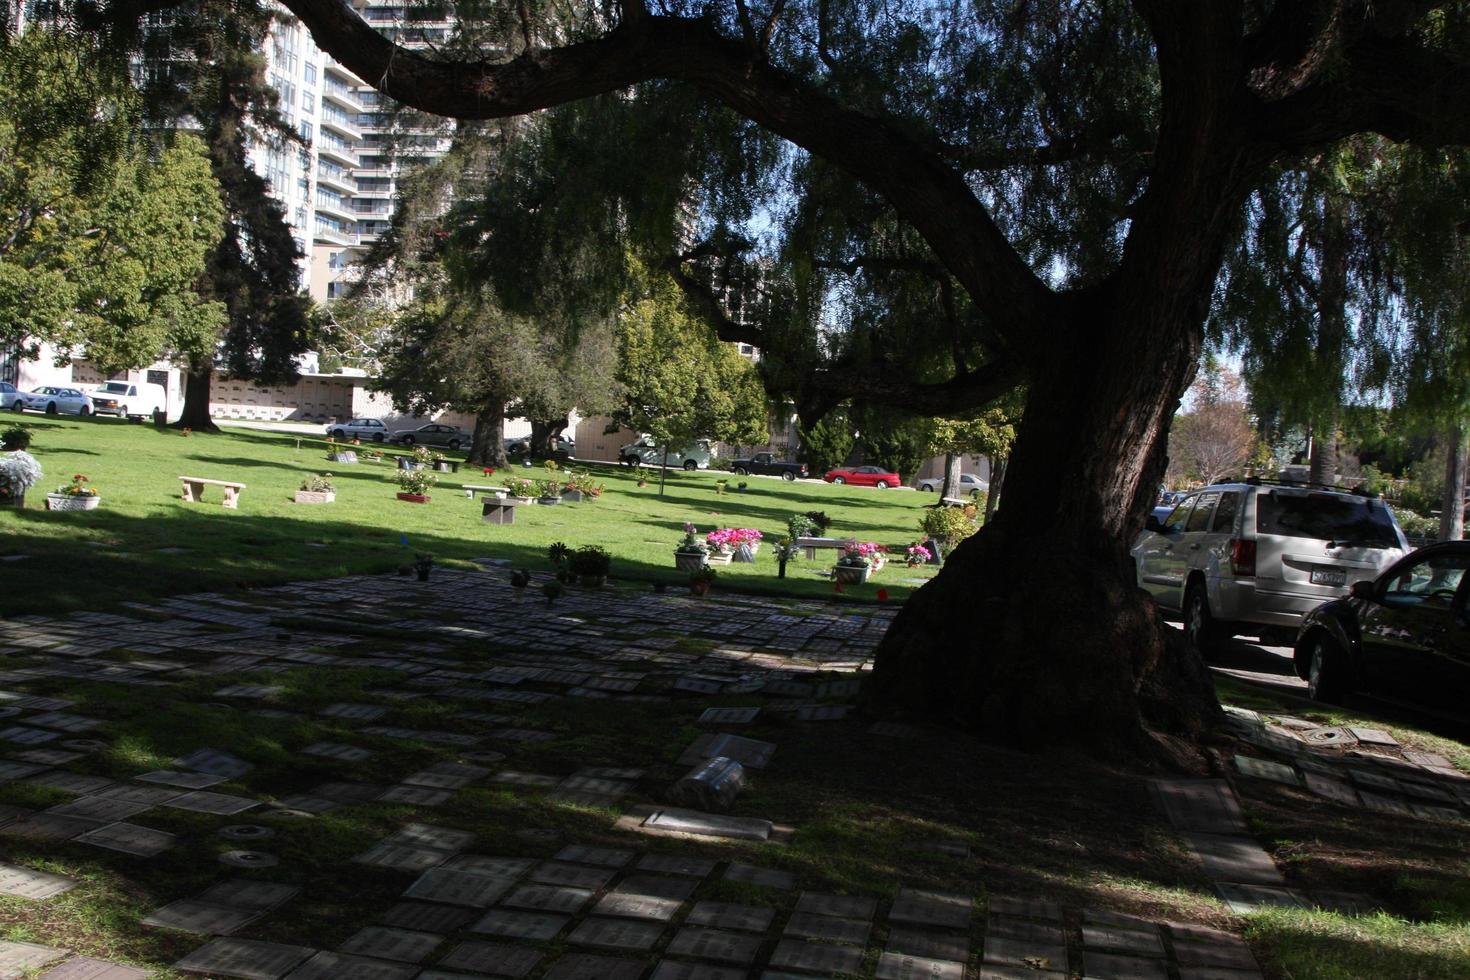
[[1310, 567, 1347, 587]]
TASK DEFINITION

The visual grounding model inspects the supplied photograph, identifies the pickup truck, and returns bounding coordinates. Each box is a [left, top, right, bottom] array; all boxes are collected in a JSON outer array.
[[730, 452, 808, 482]]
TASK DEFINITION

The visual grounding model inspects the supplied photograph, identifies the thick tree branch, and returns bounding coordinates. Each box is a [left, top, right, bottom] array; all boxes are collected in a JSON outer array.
[[255, 1, 1058, 347]]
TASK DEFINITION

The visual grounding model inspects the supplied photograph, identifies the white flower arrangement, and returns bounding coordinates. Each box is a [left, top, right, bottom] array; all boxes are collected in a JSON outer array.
[[0, 451, 42, 496]]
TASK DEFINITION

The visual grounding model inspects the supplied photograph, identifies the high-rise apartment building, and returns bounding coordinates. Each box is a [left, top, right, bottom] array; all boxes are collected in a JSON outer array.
[[251, 1, 454, 303]]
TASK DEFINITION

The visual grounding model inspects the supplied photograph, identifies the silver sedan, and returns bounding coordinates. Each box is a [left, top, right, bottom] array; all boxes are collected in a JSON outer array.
[[18, 386, 94, 416]]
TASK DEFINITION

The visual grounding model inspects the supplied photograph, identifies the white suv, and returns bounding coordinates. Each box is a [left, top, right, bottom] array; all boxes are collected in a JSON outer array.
[[1132, 481, 1409, 651]]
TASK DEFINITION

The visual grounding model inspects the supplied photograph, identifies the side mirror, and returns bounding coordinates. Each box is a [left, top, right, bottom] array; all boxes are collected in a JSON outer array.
[[1350, 580, 1376, 601]]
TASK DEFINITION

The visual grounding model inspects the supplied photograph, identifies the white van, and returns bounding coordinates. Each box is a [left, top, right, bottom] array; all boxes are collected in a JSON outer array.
[[89, 380, 168, 419]]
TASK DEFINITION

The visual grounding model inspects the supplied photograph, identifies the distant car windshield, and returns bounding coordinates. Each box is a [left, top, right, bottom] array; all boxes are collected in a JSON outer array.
[[1256, 491, 1400, 548], [100, 383, 129, 393]]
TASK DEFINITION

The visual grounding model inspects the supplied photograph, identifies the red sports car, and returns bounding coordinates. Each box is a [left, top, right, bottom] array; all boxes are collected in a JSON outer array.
[[823, 466, 902, 488]]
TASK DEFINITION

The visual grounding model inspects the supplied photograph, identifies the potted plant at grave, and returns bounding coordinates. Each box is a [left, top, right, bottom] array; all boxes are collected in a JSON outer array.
[[568, 545, 612, 586], [45, 473, 102, 512], [674, 523, 709, 572], [413, 553, 434, 581], [0, 450, 42, 509], [295, 473, 336, 504], [633, 463, 649, 488], [1, 424, 30, 452], [429, 449, 454, 473], [361, 448, 384, 463], [506, 476, 536, 503], [918, 505, 979, 550], [833, 543, 877, 585], [548, 541, 572, 581], [805, 510, 833, 532], [905, 542, 933, 567], [689, 565, 718, 596], [535, 477, 562, 505], [396, 466, 436, 502]]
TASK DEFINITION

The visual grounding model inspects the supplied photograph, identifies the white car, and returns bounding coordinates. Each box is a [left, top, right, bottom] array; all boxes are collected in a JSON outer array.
[[0, 382, 23, 411], [18, 386, 94, 416], [618, 436, 713, 470], [916, 472, 988, 496], [325, 418, 391, 442]]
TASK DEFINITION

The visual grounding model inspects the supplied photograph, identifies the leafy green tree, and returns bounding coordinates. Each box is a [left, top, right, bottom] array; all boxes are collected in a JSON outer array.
[[921, 408, 1018, 502], [0, 32, 223, 374], [103, 0, 1470, 756], [617, 273, 768, 494], [797, 411, 855, 474]]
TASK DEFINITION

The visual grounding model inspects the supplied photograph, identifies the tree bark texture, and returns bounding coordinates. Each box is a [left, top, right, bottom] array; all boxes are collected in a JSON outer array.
[[529, 417, 569, 458], [468, 400, 509, 468], [173, 361, 220, 433], [1440, 426, 1467, 541], [937, 453, 963, 500], [984, 455, 1005, 524], [864, 304, 1224, 757]]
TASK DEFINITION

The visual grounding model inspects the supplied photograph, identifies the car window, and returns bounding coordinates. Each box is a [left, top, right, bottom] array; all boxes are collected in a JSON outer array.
[[1381, 553, 1470, 608], [1164, 498, 1194, 533], [1256, 491, 1400, 548], [1186, 492, 1219, 532], [1212, 492, 1240, 533]]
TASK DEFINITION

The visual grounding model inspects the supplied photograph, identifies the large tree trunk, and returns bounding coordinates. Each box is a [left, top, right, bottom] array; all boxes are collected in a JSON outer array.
[[529, 416, 569, 458], [173, 360, 220, 432], [984, 454, 1005, 524], [1308, 425, 1337, 485], [467, 399, 509, 467], [1440, 426, 1467, 542], [864, 321, 1223, 758], [937, 453, 962, 500]]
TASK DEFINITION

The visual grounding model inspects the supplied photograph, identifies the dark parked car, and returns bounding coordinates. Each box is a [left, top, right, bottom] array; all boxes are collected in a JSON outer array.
[[390, 423, 472, 450], [1294, 541, 1470, 707], [730, 452, 807, 481]]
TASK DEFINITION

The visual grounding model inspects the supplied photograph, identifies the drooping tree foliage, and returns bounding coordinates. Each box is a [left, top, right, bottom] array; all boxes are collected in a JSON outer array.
[[90, 0, 1470, 759]]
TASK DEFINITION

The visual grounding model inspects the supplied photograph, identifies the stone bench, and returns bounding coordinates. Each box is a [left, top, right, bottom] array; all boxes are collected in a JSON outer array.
[[178, 476, 246, 509], [795, 536, 858, 560], [940, 496, 973, 508], [462, 484, 510, 499]]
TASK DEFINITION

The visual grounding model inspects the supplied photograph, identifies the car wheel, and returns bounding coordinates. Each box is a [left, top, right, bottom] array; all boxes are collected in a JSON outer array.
[[876, 480, 890, 489], [373, 432, 384, 442], [45, 402, 57, 415], [119, 405, 128, 418], [684, 460, 697, 471], [1306, 632, 1348, 703], [733, 467, 748, 476], [781, 471, 795, 482], [402, 435, 416, 445], [448, 439, 461, 449], [79, 405, 90, 416], [11, 401, 23, 412], [971, 488, 981, 498], [833, 476, 846, 484], [1184, 582, 1223, 657], [330, 429, 345, 439], [921, 484, 934, 491]]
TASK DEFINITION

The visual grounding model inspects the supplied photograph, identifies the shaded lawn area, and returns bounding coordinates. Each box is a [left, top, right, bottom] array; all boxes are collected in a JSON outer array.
[[0, 417, 944, 615], [1210, 676, 1470, 978]]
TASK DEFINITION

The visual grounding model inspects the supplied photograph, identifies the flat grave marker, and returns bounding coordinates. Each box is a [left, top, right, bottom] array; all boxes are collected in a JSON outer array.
[[875, 951, 966, 980], [74, 822, 176, 857], [0, 940, 67, 977], [666, 927, 763, 965], [173, 937, 315, 980], [470, 909, 570, 941], [436, 940, 543, 978], [336, 927, 442, 964], [541, 953, 647, 980], [34, 955, 150, 979], [281, 951, 417, 980], [403, 868, 514, 908], [141, 900, 260, 936], [767, 939, 864, 975], [567, 917, 666, 952]]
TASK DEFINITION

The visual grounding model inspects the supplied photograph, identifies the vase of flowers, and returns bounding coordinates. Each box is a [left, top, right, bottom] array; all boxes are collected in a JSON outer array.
[[833, 543, 878, 584], [568, 545, 612, 586], [506, 476, 536, 503], [396, 466, 436, 502], [46, 473, 101, 511], [708, 527, 763, 563], [295, 473, 336, 504], [674, 522, 710, 572], [535, 478, 563, 505], [0, 451, 43, 508], [905, 543, 933, 567], [689, 565, 718, 596]]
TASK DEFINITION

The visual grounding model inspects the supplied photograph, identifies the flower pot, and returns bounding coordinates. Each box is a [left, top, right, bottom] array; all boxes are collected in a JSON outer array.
[[294, 490, 335, 504], [833, 564, 871, 585], [45, 493, 101, 512], [674, 552, 708, 573], [706, 551, 733, 566], [510, 495, 535, 505], [396, 492, 430, 503], [536, 496, 561, 506]]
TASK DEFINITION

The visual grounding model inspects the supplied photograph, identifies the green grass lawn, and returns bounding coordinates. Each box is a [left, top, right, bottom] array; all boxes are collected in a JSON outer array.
[[0, 416, 945, 615]]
